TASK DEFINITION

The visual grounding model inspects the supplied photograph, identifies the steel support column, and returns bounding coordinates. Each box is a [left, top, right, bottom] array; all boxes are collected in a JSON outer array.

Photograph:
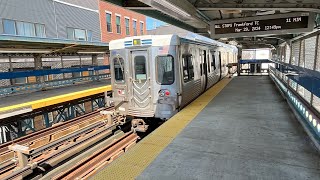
[[43, 112, 51, 128], [34, 54, 44, 83], [311, 35, 319, 106], [92, 54, 99, 76]]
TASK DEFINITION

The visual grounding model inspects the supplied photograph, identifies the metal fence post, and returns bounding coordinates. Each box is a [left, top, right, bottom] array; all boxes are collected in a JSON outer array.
[[311, 35, 319, 106]]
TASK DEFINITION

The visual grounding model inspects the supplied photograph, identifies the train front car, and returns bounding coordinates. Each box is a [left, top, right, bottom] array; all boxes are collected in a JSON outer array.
[[109, 35, 180, 120]]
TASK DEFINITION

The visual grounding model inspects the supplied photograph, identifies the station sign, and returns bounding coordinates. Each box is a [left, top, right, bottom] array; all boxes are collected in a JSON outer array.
[[210, 12, 314, 38]]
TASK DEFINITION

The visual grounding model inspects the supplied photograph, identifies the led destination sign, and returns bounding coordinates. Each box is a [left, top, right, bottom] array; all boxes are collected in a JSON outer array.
[[215, 15, 309, 34], [210, 13, 314, 38]]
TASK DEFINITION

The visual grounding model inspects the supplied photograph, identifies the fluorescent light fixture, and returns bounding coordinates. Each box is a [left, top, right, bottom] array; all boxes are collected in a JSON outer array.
[[0, 49, 51, 53], [153, 0, 191, 18]]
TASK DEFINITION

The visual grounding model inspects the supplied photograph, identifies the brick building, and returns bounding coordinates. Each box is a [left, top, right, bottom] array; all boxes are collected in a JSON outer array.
[[99, 1, 147, 43]]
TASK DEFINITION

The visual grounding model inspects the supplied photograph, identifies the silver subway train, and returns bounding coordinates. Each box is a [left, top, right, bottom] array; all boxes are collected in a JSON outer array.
[[109, 33, 237, 120]]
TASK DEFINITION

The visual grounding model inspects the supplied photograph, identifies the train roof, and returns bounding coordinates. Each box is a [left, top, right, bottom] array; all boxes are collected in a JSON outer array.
[[109, 33, 237, 52]]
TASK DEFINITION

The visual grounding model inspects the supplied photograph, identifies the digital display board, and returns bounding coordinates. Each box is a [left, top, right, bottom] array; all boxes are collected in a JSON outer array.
[[215, 16, 308, 34], [211, 13, 314, 38]]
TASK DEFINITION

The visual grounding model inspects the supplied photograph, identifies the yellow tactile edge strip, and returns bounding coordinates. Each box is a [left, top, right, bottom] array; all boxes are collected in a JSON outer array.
[[0, 85, 112, 113], [93, 78, 232, 180]]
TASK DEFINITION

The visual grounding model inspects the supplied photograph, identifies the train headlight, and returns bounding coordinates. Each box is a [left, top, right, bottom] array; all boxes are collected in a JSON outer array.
[[159, 89, 170, 97]]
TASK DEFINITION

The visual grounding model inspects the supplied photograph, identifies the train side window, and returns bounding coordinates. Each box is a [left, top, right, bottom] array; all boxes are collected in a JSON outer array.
[[113, 57, 125, 82], [182, 55, 188, 81], [134, 56, 147, 80], [211, 51, 216, 70], [182, 54, 194, 82], [156, 55, 174, 85]]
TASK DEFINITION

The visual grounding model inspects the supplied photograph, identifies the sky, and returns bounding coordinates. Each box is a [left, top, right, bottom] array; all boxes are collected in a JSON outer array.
[[146, 17, 167, 30]]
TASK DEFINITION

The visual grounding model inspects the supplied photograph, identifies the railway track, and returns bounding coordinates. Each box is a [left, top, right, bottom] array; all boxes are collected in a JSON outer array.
[[0, 107, 117, 179], [0, 108, 110, 161], [49, 131, 138, 179], [0, 107, 160, 179]]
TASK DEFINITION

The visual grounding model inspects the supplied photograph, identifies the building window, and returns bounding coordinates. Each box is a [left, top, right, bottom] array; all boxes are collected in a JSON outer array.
[[116, 16, 121, 34], [182, 54, 194, 82], [35, 24, 45, 38], [67, 28, 74, 39], [2, 19, 45, 37], [133, 20, 137, 36], [19, 22, 35, 36], [87, 30, 93, 41], [3, 19, 16, 35], [157, 55, 174, 85], [67, 27, 91, 41], [74, 29, 86, 41], [106, 13, 112, 32], [140, 22, 144, 35], [125, 18, 130, 35]]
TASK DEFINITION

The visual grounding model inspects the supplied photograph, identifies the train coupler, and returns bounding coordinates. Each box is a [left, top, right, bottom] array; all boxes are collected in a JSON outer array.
[[100, 110, 127, 126], [131, 119, 148, 133]]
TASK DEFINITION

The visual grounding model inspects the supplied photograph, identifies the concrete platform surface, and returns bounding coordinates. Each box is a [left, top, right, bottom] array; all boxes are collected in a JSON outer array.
[[0, 80, 110, 108], [138, 76, 320, 180]]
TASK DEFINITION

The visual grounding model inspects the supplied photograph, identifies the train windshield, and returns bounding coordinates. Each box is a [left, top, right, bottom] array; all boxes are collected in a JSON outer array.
[[114, 57, 125, 82], [134, 56, 147, 80], [157, 55, 174, 85]]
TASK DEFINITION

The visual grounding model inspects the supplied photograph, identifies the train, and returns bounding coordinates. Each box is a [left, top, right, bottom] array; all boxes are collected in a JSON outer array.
[[108, 33, 238, 120]]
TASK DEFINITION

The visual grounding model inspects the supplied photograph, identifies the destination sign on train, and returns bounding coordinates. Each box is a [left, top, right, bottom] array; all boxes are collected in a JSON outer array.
[[211, 13, 314, 38]]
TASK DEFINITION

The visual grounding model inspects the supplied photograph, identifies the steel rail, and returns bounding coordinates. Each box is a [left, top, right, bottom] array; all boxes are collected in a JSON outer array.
[[2, 123, 118, 180], [0, 107, 114, 178], [0, 109, 104, 153], [53, 131, 138, 180], [0, 107, 114, 165]]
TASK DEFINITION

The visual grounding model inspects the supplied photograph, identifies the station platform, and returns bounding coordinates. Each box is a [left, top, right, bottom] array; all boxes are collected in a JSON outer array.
[[0, 80, 111, 119], [94, 76, 320, 180]]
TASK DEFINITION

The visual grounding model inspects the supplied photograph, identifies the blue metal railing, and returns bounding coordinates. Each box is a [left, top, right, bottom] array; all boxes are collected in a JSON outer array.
[[269, 66, 320, 146], [270, 59, 320, 99], [0, 66, 109, 79], [0, 65, 111, 96], [239, 59, 271, 64], [0, 74, 110, 96]]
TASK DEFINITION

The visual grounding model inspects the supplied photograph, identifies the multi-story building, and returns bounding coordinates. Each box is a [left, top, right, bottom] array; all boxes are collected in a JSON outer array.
[[0, 0, 103, 86], [0, 0, 146, 43], [0, 0, 101, 41], [99, 1, 146, 42], [98, 1, 146, 70]]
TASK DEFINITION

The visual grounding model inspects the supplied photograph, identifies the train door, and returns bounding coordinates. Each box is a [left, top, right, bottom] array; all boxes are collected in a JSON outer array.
[[129, 50, 152, 110], [201, 50, 208, 92], [218, 51, 222, 80]]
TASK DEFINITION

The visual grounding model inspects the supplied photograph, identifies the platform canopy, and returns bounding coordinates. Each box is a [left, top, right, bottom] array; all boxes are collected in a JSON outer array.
[[0, 35, 109, 56], [105, 0, 320, 48]]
